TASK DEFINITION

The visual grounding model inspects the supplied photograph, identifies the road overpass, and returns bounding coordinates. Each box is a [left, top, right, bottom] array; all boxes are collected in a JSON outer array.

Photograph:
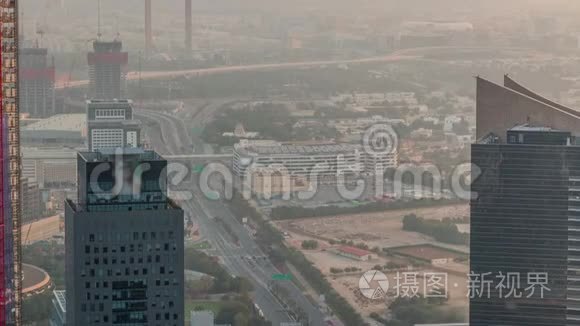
[[56, 45, 545, 90], [56, 53, 420, 89]]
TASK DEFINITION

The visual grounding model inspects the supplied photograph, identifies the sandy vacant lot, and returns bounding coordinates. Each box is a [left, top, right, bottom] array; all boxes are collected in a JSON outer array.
[[274, 204, 470, 318], [328, 270, 469, 316], [23, 215, 62, 245], [276, 204, 469, 251]]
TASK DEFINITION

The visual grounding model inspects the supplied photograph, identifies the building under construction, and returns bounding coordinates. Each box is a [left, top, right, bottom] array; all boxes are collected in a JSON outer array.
[[87, 40, 128, 100], [1, 0, 23, 325], [19, 48, 55, 117]]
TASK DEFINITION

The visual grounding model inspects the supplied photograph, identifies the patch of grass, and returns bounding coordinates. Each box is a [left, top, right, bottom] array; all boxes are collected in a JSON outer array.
[[190, 241, 212, 250]]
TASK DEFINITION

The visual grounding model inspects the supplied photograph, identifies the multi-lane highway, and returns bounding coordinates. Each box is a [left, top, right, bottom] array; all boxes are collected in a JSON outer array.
[[140, 104, 328, 325], [56, 53, 420, 89], [56, 45, 545, 91]]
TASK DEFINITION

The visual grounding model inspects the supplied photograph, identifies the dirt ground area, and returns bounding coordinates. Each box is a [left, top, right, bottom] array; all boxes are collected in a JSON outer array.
[[274, 204, 471, 318], [302, 249, 389, 274], [23, 215, 62, 244], [275, 204, 469, 251], [325, 268, 469, 317]]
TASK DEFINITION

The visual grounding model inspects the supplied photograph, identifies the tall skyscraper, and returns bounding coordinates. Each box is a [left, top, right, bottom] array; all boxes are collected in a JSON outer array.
[[87, 40, 128, 100], [86, 99, 141, 151], [471, 77, 580, 325], [19, 47, 55, 117], [65, 148, 184, 326], [471, 125, 571, 325], [1, 1, 22, 324]]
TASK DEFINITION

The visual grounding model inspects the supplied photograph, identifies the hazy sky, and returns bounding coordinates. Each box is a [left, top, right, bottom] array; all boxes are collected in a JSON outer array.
[[20, 0, 580, 47], [24, 0, 580, 15]]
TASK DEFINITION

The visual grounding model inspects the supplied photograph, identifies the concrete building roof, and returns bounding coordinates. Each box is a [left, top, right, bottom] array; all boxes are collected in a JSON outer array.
[[509, 124, 562, 132], [79, 148, 163, 162], [23, 114, 85, 132], [22, 147, 79, 160], [338, 246, 372, 257], [235, 140, 360, 156]]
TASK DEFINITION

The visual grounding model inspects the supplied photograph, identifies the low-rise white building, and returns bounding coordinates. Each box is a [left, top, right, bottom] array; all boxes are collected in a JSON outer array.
[[233, 140, 398, 181], [336, 246, 375, 261]]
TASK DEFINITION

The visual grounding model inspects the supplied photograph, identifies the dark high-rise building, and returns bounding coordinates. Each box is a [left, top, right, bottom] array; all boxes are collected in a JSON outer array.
[[65, 148, 184, 326], [19, 47, 55, 117], [471, 77, 580, 325], [86, 99, 141, 151], [87, 40, 128, 100], [471, 125, 572, 325]]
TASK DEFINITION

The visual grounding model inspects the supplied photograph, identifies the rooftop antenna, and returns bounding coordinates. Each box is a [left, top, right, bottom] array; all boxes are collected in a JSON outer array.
[[97, 0, 102, 39], [115, 14, 120, 40], [36, 22, 45, 48]]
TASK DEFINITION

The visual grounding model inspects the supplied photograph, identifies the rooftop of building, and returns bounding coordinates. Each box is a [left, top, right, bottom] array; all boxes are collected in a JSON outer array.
[[235, 140, 360, 156], [86, 99, 133, 105], [92, 40, 123, 52], [22, 264, 51, 296], [78, 148, 164, 163], [22, 147, 79, 160], [66, 196, 182, 213], [338, 246, 373, 257], [478, 124, 574, 146], [508, 124, 564, 132], [23, 114, 85, 132], [88, 119, 141, 127]]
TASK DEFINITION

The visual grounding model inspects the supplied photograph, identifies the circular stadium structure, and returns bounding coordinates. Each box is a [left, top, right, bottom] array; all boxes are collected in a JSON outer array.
[[22, 263, 52, 297]]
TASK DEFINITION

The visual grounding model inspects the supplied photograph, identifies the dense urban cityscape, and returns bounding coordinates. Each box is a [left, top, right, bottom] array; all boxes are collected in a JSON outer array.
[[0, 0, 578, 325]]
